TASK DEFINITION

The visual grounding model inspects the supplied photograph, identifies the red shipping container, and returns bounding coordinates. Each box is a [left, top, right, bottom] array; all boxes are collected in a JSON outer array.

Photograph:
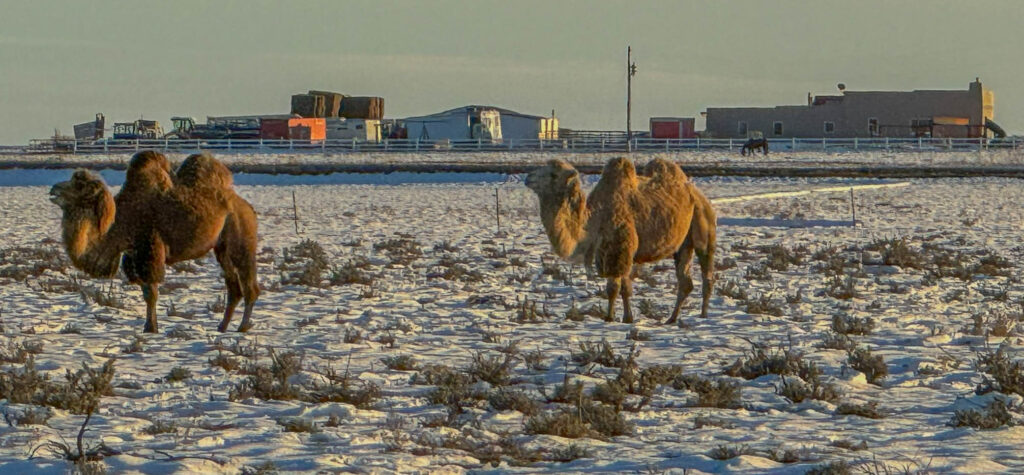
[[260, 118, 326, 141], [650, 117, 696, 139]]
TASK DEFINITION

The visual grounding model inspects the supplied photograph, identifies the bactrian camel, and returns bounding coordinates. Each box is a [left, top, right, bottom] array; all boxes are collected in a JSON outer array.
[[50, 151, 259, 333], [525, 157, 715, 324]]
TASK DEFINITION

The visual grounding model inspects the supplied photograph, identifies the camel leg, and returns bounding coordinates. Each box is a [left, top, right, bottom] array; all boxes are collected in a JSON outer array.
[[216, 204, 260, 333], [697, 241, 716, 319], [667, 238, 696, 325], [620, 276, 635, 324], [235, 263, 259, 332], [218, 270, 243, 333], [605, 278, 619, 322], [142, 282, 159, 333]]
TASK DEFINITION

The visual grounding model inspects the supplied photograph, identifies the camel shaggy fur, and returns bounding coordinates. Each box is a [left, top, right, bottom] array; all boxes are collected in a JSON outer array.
[[50, 151, 259, 333], [526, 157, 716, 323]]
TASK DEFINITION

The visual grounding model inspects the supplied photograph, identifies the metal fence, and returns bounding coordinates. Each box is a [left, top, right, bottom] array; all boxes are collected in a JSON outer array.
[[9, 136, 1021, 155]]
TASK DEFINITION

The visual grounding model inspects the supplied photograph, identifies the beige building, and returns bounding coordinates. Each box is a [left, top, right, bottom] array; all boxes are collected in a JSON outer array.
[[704, 79, 998, 139]]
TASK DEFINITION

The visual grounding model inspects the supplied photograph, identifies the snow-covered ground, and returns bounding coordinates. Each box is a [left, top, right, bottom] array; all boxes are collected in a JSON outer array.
[[3, 175, 1024, 473]]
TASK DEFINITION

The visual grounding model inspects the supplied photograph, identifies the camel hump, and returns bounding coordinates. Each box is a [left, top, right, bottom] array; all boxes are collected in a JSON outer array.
[[176, 153, 234, 190], [643, 158, 688, 182], [125, 151, 174, 192], [602, 157, 639, 187]]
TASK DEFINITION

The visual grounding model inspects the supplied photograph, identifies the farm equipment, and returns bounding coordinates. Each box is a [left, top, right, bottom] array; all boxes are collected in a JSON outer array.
[[73, 114, 105, 141], [112, 120, 164, 140], [165, 116, 266, 140]]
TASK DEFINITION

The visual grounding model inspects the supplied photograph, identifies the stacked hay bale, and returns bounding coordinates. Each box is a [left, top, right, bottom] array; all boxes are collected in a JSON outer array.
[[339, 96, 384, 120], [309, 90, 345, 117]]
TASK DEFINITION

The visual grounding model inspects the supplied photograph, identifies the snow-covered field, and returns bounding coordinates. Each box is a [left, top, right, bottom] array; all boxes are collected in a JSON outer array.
[[3, 174, 1024, 474]]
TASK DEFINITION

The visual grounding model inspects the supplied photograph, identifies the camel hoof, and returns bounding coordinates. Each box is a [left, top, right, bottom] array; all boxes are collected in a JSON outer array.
[[622, 316, 634, 324], [237, 322, 253, 332], [217, 324, 228, 333], [663, 318, 677, 326], [143, 325, 157, 334]]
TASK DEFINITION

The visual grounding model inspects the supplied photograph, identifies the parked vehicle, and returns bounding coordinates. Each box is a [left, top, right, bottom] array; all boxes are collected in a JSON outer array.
[[112, 120, 163, 140]]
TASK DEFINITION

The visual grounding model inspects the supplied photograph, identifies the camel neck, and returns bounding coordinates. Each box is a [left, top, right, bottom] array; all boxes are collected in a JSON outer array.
[[538, 185, 589, 259]]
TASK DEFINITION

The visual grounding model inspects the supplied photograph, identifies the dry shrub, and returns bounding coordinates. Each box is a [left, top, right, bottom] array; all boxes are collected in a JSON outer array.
[[848, 347, 888, 385], [818, 331, 857, 352], [975, 348, 1024, 397], [0, 244, 67, 281], [673, 374, 742, 409], [525, 399, 632, 440], [142, 420, 178, 435], [949, 398, 1015, 429], [831, 314, 875, 335], [717, 278, 748, 300], [373, 237, 422, 266], [867, 236, 925, 269], [572, 339, 628, 368], [329, 258, 375, 286], [0, 339, 44, 363], [776, 371, 841, 404], [744, 292, 784, 316], [707, 444, 755, 460], [381, 354, 418, 371], [488, 388, 540, 415], [725, 340, 809, 380], [280, 239, 330, 287], [0, 358, 114, 414], [165, 366, 191, 382], [836, 401, 886, 419], [805, 460, 854, 475]]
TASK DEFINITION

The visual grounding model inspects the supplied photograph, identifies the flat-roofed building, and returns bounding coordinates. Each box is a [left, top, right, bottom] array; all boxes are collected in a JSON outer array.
[[703, 79, 999, 139]]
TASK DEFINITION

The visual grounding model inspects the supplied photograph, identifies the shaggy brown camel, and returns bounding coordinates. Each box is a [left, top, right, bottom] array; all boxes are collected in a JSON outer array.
[[525, 157, 716, 323], [50, 151, 259, 333]]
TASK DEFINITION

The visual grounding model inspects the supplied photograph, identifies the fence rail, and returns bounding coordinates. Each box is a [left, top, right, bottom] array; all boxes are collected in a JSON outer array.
[[7, 136, 1020, 155]]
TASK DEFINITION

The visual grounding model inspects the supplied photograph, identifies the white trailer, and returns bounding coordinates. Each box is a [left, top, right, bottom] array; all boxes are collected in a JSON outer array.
[[325, 118, 381, 142]]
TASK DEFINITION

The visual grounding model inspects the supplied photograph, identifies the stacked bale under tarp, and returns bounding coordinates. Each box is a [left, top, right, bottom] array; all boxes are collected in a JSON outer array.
[[308, 90, 345, 117], [339, 96, 384, 120], [291, 94, 317, 117], [291, 94, 327, 117]]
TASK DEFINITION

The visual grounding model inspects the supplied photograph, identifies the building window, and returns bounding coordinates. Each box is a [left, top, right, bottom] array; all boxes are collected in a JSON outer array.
[[773, 121, 783, 136], [824, 121, 835, 134], [737, 121, 747, 136], [868, 118, 879, 136]]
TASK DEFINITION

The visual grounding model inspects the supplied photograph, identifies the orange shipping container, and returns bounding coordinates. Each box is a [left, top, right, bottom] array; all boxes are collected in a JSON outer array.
[[260, 118, 326, 141]]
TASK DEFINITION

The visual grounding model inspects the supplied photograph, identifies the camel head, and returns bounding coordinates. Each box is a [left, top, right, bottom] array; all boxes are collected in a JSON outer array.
[[525, 159, 581, 197], [50, 170, 118, 277], [50, 170, 115, 226], [525, 159, 589, 259]]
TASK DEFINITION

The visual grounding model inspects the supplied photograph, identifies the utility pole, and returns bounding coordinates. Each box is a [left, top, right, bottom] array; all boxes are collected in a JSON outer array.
[[626, 46, 637, 152]]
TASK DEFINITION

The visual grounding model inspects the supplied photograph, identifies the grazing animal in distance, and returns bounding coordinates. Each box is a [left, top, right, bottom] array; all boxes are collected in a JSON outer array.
[[525, 157, 716, 323], [741, 137, 769, 156], [50, 151, 259, 333]]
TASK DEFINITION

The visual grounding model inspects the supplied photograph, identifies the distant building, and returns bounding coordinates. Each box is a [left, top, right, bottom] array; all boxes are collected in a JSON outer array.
[[403, 106, 502, 142], [649, 117, 696, 139], [402, 105, 557, 142], [703, 79, 1000, 139], [489, 107, 558, 140]]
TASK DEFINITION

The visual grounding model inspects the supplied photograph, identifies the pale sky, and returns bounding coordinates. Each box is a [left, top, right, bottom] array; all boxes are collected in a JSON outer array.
[[1, 0, 1020, 143]]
